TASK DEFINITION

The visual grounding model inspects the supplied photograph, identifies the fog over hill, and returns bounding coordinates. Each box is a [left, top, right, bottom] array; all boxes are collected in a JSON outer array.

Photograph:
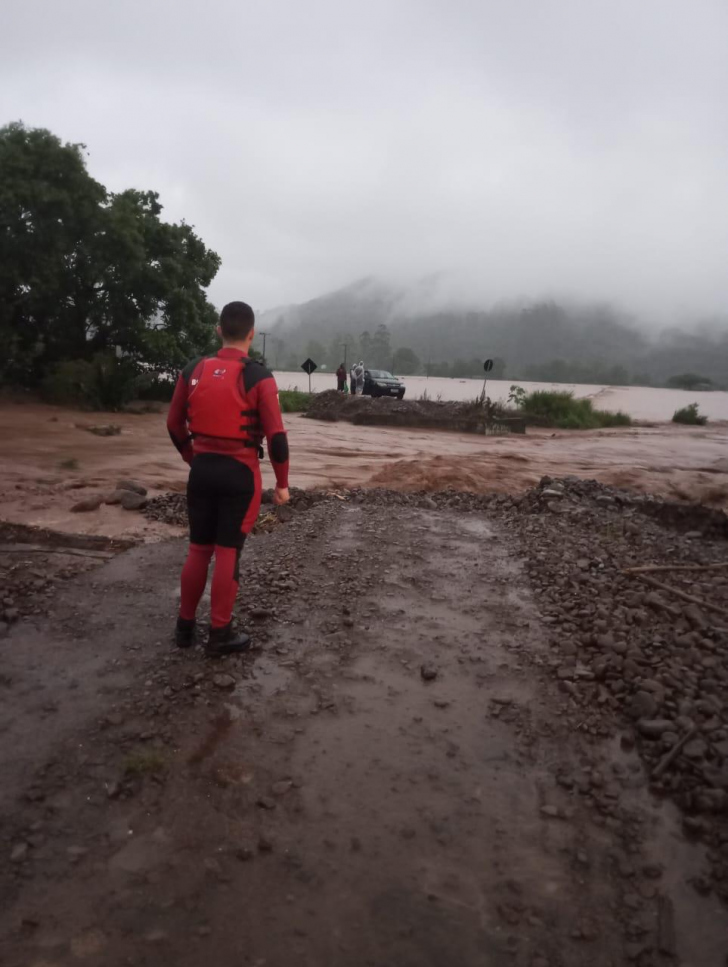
[[258, 277, 728, 387]]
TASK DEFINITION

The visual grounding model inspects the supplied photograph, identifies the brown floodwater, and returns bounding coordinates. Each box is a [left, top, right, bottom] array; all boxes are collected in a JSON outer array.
[[1, 401, 727, 539], [276, 371, 728, 422]]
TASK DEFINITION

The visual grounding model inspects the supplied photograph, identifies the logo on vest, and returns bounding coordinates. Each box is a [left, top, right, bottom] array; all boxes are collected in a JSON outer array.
[[213, 368, 227, 377]]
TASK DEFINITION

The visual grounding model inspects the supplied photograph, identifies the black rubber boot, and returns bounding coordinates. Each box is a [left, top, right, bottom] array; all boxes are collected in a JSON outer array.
[[175, 617, 197, 648], [206, 622, 251, 656]]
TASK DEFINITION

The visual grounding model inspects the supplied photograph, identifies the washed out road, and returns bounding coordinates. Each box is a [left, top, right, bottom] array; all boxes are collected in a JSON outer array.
[[1, 492, 726, 966]]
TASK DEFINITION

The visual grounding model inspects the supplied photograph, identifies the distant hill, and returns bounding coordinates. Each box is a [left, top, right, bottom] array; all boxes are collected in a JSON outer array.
[[258, 277, 728, 387]]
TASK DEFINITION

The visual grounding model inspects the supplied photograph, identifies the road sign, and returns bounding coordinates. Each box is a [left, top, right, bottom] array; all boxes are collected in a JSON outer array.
[[480, 359, 495, 404], [301, 358, 317, 393]]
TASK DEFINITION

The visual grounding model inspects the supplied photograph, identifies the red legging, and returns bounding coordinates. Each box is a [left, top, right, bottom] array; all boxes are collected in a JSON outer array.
[[180, 543, 241, 628], [179, 454, 262, 628]]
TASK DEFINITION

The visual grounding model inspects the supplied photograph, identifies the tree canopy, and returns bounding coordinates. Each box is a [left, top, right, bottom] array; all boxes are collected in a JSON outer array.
[[666, 373, 713, 391], [0, 122, 220, 389]]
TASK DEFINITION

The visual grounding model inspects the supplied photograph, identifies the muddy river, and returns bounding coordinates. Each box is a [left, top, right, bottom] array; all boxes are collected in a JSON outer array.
[[1, 401, 727, 540], [277, 372, 728, 422]]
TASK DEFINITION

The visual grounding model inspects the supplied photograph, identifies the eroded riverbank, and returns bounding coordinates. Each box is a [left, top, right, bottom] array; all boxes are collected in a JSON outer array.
[[1, 401, 728, 541]]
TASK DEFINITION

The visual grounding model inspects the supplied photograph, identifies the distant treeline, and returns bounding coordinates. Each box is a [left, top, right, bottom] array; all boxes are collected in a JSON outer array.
[[262, 284, 728, 389]]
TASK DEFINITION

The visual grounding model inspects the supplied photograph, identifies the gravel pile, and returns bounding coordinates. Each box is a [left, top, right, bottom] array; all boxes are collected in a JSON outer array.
[[144, 474, 728, 899], [492, 476, 728, 901], [143, 486, 330, 528], [305, 389, 523, 433]]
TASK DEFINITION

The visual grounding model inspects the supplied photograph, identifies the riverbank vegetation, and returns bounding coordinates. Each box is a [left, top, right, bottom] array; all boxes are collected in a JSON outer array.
[[672, 403, 708, 426], [508, 388, 632, 429], [278, 390, 312, 413]]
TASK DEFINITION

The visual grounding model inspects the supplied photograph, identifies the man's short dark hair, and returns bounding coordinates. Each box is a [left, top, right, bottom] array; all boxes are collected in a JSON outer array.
[[220, 301, 255, 341]]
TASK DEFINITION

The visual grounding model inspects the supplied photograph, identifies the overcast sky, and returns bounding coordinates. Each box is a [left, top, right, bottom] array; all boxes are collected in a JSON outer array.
[[2, 0, 727, 320]]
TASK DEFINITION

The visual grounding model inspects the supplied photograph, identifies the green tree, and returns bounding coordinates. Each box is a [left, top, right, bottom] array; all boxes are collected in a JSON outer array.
[[392, 347, 420, 374], [359, 329, 373, 364], [370, 323, 392, 369], [0, 122, 220, 389], [326, 333, 354, 371], [491, 356, 506, 379], [632, 372, 652, 386], [0, 123, 105, 382], [305, 339, 326, 367], [451, 358, 485, 378], [270, 337, 285, 370], [667, 372, 712, 390]]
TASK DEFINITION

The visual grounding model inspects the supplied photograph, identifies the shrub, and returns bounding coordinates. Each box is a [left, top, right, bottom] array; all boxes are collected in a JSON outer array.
[[42, 354, 142, 411], [519, 390, 632, 429], [136, 373, 176, 402], [672, 403, 707, 426], [279, 390, 312, 413], [508, 385, 527, 408], [667, 373, 712, 391]]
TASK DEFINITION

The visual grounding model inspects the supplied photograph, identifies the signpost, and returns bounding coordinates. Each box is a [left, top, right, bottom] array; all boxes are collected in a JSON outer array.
[[480, 358, 494, 403], [301, 357, 318, 394], [259, 331, 270, 367]]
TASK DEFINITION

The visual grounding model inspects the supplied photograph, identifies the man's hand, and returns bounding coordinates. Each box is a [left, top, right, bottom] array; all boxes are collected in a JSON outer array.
[[273, 487, 290, 506]]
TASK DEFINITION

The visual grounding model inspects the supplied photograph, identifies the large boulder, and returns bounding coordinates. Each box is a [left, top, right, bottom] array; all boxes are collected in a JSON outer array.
[[116, 479, 148, 496], [71, 496, 103, 513], [120, 491, 148, 511]]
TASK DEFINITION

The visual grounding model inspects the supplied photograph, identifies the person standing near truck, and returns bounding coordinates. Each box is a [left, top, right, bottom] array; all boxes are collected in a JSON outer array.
[[353, 360, 365, 395], [167, 301, 290, 655]]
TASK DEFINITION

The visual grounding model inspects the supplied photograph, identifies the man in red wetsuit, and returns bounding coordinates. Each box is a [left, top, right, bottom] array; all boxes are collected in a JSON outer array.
[[167, 301, 290, 655]]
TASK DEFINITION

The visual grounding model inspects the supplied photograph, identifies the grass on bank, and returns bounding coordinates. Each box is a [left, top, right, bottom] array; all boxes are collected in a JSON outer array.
[[672, 402, 707, 426], [512, 389, 632, 429], [278, 389, 312, 413]]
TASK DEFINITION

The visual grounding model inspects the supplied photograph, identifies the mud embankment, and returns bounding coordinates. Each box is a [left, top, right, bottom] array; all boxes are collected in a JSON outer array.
[[305, 389, 526, 434]]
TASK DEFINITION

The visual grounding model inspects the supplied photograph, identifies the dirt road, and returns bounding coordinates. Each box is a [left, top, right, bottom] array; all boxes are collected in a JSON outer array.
[[1, 492, 726, 966], [1, 400, 728, 541]]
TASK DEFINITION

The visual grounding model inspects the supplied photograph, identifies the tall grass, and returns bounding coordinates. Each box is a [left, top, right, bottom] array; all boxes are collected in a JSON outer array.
[[278, 389, 312, 413], [517, 390, 632, 429]]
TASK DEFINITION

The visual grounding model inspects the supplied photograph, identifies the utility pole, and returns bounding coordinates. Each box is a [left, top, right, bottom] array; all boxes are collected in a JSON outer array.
[[259, 331, 270, 366], [341, 342, 349, 371]]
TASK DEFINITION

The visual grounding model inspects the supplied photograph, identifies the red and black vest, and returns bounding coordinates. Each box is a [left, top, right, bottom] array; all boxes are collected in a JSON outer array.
[[186, 356, 262, 448]]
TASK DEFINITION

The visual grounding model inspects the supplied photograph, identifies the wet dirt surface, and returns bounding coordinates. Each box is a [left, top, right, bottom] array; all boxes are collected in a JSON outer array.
[[2, 401, 728, 542], [1, 497, 726, 966]]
